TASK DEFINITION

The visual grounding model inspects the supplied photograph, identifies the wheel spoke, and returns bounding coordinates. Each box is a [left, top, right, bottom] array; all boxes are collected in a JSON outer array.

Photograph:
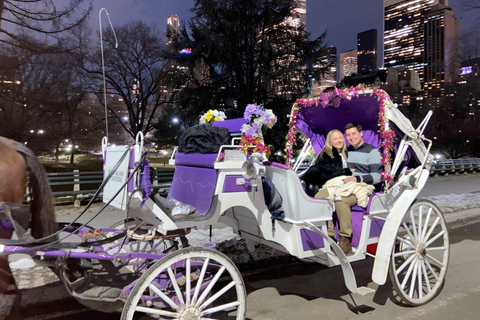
[[420, 208, 432, 243], [396, 252, 416, 275], [147, 283, 179, 310], [401, 257, 417, 289], [394, 249, 415, 258], [425, 258, 440, 282], [402, 222, 417, 246], [408, 259, 419, 298], [410, 211, 419, 241], [185, 258, 192, 304], [201, 281, 236, 309], [425, 246, 447, 252], [167, 266, 185, 305], [197, 266, 226, 306], [421, 260, 432, 293], [397, 236, 414, 249], [203, 301, 241, 315], [418, 206, 423, 244], [135, 306, 178, 317], [192, 258, 210, 304], [425, 253, 445, 268], [417, 262, 423, 299], [425, 230, 445, 248], [423, 216, 440, 245]]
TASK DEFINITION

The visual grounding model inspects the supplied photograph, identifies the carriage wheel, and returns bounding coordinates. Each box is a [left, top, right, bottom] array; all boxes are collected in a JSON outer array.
[[389, 199, 449, 306], [121, 247, 246, 320]]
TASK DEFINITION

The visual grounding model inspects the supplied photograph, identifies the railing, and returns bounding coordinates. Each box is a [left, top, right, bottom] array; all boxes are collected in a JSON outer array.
[[429, 158, 480, 176], [296, 159, 480, 177], [45, 168, 175, 200]]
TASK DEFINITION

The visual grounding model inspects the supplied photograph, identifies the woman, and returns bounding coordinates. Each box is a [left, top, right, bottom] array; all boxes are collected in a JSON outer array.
[[301, 129, 352, 197]]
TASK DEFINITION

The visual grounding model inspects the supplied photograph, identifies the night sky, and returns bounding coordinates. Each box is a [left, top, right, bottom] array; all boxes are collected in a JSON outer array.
[[92, 0, 478, 67]]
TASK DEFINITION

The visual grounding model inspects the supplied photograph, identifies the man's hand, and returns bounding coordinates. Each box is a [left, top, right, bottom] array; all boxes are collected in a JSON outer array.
[[343, 176, 357, 184]]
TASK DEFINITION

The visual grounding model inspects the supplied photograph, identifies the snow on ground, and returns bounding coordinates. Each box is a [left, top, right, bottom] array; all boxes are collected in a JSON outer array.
[[425, 192, 480, 213], [8, 191, 480, 270], [186, 227, 241, 247]]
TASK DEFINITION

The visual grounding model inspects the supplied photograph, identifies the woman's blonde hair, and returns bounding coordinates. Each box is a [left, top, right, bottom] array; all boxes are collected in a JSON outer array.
[[319, 129, 348, 160]]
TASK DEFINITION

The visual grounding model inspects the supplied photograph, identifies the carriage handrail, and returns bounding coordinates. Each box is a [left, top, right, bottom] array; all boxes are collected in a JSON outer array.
[[292, 138, 312, 172]]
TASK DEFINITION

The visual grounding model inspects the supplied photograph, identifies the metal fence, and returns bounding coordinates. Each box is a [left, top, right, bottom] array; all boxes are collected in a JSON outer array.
[[429, 158, 480, 176], [42, 158, 478, 201], [46, 168, 174, 200], [296, 158, 480, 177]]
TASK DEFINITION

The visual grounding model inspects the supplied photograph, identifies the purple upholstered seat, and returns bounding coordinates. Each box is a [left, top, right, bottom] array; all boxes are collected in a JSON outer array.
[[169, 153, 219, 215]]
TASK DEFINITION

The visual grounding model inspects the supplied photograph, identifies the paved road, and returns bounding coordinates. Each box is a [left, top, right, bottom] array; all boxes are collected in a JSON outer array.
[[419, 173, 480, 197], [10, 173, 480, 319], [15, 221, 480, 320]]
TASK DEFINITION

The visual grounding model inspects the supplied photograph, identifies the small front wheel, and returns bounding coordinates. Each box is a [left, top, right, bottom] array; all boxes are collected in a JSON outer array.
[[121, 247, 246, 319], [389, 199, 449, 306]]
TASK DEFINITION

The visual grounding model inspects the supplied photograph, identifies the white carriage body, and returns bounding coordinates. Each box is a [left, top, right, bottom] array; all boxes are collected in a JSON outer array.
[[103, 88, 440, 292]]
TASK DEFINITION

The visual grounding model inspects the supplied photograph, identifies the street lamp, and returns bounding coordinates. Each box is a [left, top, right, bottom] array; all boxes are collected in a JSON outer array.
[[172, 117, 179, 124]]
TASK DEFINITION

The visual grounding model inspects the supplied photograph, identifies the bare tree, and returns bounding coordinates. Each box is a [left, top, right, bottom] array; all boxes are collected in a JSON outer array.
[[0, 0, 92, 52], [87, 21, 178, 139]]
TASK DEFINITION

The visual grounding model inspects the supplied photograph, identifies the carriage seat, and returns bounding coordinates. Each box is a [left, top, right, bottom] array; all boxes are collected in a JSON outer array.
[[168, 153, 218, 216]]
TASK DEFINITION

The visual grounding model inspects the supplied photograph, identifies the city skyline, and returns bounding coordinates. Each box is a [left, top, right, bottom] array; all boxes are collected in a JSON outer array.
[[90, 0, 478, 69]]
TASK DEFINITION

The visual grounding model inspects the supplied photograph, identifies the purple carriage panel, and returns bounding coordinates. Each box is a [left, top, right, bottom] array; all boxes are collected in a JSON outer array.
[[300, 229, 325, 251], [168, 152, 218, 216], [222, 175, 252, 193]]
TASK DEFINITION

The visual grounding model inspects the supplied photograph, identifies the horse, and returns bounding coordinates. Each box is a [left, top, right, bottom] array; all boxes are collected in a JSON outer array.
[[0, 137, 56, 319]]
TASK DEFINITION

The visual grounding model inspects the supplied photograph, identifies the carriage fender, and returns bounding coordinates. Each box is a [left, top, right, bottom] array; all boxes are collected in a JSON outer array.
[[372, 169, 430, 285]]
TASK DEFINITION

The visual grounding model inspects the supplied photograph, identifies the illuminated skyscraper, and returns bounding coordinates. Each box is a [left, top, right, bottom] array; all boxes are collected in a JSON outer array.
[[357, 29, 378, 75], [384, 0, 458, 99], [340, 49, 358, 82], [423, 4, 459, 98], [311, 46, 337, 96], [167, 14, 180, 44]]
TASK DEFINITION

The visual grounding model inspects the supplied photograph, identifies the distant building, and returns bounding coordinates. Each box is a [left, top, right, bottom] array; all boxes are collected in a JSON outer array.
[[342, 69, 387, 89], [423, 3, 459, 99], [357, 29, 377, 75], [288, 0, 306, 28], [0, 56, 21, 89], [339, 49, 358, 82], [311, 46, 337, 96], [384, 0, 459, 101], [342, 66, 421, 107], [167, 14, 180, 44]]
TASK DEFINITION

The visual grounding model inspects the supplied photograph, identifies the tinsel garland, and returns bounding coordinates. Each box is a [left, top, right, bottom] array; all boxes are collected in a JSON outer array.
[[284, 86, 396, 190]]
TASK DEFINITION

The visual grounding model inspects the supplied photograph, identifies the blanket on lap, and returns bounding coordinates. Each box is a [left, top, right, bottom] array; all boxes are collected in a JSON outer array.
[[323, 175, 375, 207]]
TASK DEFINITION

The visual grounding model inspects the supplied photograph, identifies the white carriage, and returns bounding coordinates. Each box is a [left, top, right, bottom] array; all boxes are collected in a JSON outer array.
[[108, 86, 449, 318]]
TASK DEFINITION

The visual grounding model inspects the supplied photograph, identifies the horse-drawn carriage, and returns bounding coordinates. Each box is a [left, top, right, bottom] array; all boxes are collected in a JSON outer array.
[[0, 87, 448, 319]]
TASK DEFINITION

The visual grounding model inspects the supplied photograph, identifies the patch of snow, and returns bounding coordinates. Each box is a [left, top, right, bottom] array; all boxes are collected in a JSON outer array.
[[425, 192, 480, 213], [9, 257, 36, 269], [186, 227, 241, 248]]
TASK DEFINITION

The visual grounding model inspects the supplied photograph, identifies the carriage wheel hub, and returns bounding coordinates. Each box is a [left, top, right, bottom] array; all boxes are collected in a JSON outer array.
[[417, 244, 427, 258], [179, 305, 201, 320]]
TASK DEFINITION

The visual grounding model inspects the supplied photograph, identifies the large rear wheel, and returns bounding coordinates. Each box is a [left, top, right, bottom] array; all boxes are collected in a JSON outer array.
[[389, 199, 449, 306], [121, 247, 246, 319]]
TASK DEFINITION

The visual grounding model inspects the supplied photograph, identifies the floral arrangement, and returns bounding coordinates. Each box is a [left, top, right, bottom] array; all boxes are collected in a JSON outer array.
[[199, 109, 227, 125], [240, 104, 277, 159], [285, 86, 396, 190]]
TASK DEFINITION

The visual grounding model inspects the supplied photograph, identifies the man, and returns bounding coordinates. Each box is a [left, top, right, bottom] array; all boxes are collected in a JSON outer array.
[[334, 122, 382, 253]]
